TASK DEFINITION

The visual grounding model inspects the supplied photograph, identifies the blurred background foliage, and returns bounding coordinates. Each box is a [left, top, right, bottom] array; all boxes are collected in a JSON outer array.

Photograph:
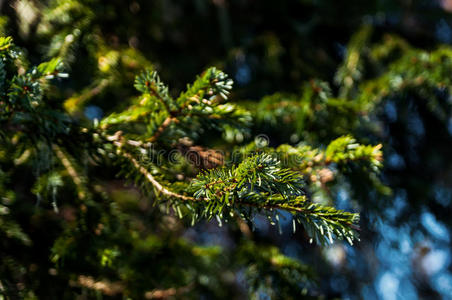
[[1, 0, 452, 299]]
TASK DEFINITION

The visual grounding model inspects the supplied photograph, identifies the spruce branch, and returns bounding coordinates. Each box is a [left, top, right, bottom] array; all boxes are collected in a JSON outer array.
[[176, 67, 233, 108], [0, 36, 361, 246], [121, 151, 194, 201], [134, 70, 175, 113], [147, 116, 178, 142], [102, 67, 248, 143], [324, 135, 383, 170], [0, 36, 13, 51], [120, 150, 359, 244]]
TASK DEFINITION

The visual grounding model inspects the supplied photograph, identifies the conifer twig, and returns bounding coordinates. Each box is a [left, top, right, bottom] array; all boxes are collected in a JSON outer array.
[[122, 151, 195, 201], [144, 283, 193, 299], [52, 144, 87, 200], [147, 116, 178, 142], [121, 151, 323, 216]]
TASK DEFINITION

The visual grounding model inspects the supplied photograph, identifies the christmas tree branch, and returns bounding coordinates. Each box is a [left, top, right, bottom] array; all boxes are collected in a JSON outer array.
[[120, 148, 359, 244], [121, 151, 194, 201]]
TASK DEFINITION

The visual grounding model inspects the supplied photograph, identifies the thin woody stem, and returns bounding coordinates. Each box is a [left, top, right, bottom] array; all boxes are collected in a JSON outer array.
[[122, 150, 315, 215], [147, 116, 178, 142], [122, 151, 194, 201], [52, 144, 88, 200], [148, 85, 172, 114]]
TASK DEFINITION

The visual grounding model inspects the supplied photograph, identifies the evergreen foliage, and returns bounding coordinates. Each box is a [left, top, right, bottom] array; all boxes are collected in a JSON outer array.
[[0, 35, 365, 298], [1, 0, 452, 299]]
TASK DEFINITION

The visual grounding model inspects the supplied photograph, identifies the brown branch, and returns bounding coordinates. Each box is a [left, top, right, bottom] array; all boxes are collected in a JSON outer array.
[[70, 275, 123, 296], [144, 283, 193, 299], [147, 116, 178, 142], [122, 151, 194, 201], [122, 150, 313, 215], [123, 151, 359, 233], [72, 274, 194, 299], [120, 150, 349, 223], [52, 144, 87, 200], [148, 85, 172, 114]]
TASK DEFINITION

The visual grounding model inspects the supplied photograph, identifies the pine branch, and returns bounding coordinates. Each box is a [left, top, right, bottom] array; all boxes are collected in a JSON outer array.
[[121, 151, 194, 201], [176, 67, 233, 108], [70, 275, 124, 297], [147, 116, 178, 142], [0, 36, 13, 51], [324, 135, 383, 170], [0, 36, 361, 247], [101, 67, 249, 145], [134, 70, 175, 113], [120, 149, 359, 245], [145, 284, 193, 299]]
